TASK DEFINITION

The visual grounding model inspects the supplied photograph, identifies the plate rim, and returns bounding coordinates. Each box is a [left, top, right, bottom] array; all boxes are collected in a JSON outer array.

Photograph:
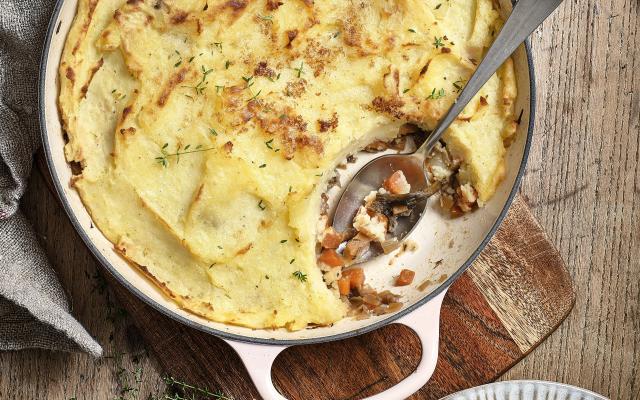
[[441, 380, 609, 400], [38, 0, 536, 346]]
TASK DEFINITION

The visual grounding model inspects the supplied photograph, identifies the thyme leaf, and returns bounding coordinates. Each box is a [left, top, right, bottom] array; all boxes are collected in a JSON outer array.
[[426, 87, 446, 100], [452, 78, 465, 93], [294, 62, 305, 78]]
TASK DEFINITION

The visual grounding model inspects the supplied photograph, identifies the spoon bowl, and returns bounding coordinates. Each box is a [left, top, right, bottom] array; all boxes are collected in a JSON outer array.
[[332, 153, 430, 262]]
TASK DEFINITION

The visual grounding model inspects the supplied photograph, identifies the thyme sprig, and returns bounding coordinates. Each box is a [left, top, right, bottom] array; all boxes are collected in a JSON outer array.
[[163, 376, 233, 400], [185, 65, 214, 95], [156, 143, 215, 167], [433, 36, 444, 48], [292, 270, 307, 282]]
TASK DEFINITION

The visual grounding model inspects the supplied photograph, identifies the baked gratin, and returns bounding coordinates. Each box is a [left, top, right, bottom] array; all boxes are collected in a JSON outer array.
[[59, 0, 517, 329]]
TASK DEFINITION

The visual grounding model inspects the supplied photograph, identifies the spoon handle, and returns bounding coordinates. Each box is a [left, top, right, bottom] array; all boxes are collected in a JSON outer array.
[[417, 0, 563, 155]]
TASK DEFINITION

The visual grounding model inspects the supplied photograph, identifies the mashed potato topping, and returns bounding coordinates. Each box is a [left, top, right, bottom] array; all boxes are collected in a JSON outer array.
[[59, 0, 517, 329]]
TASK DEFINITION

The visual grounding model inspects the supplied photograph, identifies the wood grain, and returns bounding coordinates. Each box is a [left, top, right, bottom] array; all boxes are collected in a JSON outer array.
[[468, 198, 575, 352], [1, 0, 638, 397], [501, 0, 640, 399]]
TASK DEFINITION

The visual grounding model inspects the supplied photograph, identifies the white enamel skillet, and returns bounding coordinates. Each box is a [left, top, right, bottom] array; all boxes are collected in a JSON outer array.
[[39, 1, 535, 398]]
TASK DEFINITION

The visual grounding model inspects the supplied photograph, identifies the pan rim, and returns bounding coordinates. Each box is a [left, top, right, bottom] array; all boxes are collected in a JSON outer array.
[[38, 0, 536, 346]]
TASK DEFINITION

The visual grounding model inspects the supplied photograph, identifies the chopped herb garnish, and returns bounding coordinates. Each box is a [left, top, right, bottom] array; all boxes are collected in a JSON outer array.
[[225, 60, 230, 69], [403, 88, 410, 93], [292, 270, 306, 282], [290, 258, 295, 264], [248, 89, 262, 101], [332, 31, 340, 38], [288, 185, 292, 193], [280, 239, 287, 243], [433, 36, 444, 48], [435, 3, 442, 9], [209, 128, 218, 136], [186, 66, 213, 95], [213, 42, 223, 52], [294, 62, 305, 78], [258, 199, 266, 210], [426, 87, 446, 100], [173, 50, 183, 67], [242, 76, 255, 90], [453, 78, 465, 93], [265, 138, 274, 149], [408, 28, 416, 33], [258, 14, 273, 20], [215, 85, 225, 94], [155, 143, 215, 167], [259, 163, 266, 168], [188, 56, 195, 63]]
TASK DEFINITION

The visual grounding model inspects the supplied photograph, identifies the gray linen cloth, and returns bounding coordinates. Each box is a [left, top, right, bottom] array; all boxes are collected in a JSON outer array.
[[1, 0, 102, 356]]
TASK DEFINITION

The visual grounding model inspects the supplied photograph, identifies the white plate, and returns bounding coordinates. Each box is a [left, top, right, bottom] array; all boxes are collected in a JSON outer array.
[[442, 381, 609, 400]]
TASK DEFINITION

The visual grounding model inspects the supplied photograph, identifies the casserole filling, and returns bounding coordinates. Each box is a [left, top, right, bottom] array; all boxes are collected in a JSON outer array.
[[59, 0, 517, 329]]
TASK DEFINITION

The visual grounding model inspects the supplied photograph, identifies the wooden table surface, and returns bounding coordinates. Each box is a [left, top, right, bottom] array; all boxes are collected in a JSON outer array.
[[1, 0, 638, 399]]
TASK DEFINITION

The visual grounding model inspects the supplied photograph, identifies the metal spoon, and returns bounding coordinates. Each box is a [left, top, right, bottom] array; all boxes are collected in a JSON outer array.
[[332, 0, 563, 263]]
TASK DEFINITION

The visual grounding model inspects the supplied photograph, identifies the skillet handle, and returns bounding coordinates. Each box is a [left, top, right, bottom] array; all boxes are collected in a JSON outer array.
[[225, 288, 446, 400]]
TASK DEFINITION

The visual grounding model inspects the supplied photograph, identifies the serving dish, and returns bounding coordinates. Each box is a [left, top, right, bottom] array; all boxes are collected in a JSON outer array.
[[441, 380, 608, 400], [39, 0, 535, 398]]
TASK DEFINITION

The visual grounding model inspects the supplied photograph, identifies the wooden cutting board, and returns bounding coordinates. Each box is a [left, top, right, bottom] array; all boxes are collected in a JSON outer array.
[[37, 155, 574, 399]]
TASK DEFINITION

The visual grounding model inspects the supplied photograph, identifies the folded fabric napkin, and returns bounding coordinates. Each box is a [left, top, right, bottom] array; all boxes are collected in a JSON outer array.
[[0, 0, 102, 356]]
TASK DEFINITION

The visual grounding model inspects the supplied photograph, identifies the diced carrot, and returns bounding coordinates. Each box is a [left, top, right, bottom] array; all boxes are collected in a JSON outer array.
[[342, 267, 365, 290], [318, 249, 344, 267], [321, 227, 343, 249], [337, 278, 351, 296], [395, 269, 415, 286]]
